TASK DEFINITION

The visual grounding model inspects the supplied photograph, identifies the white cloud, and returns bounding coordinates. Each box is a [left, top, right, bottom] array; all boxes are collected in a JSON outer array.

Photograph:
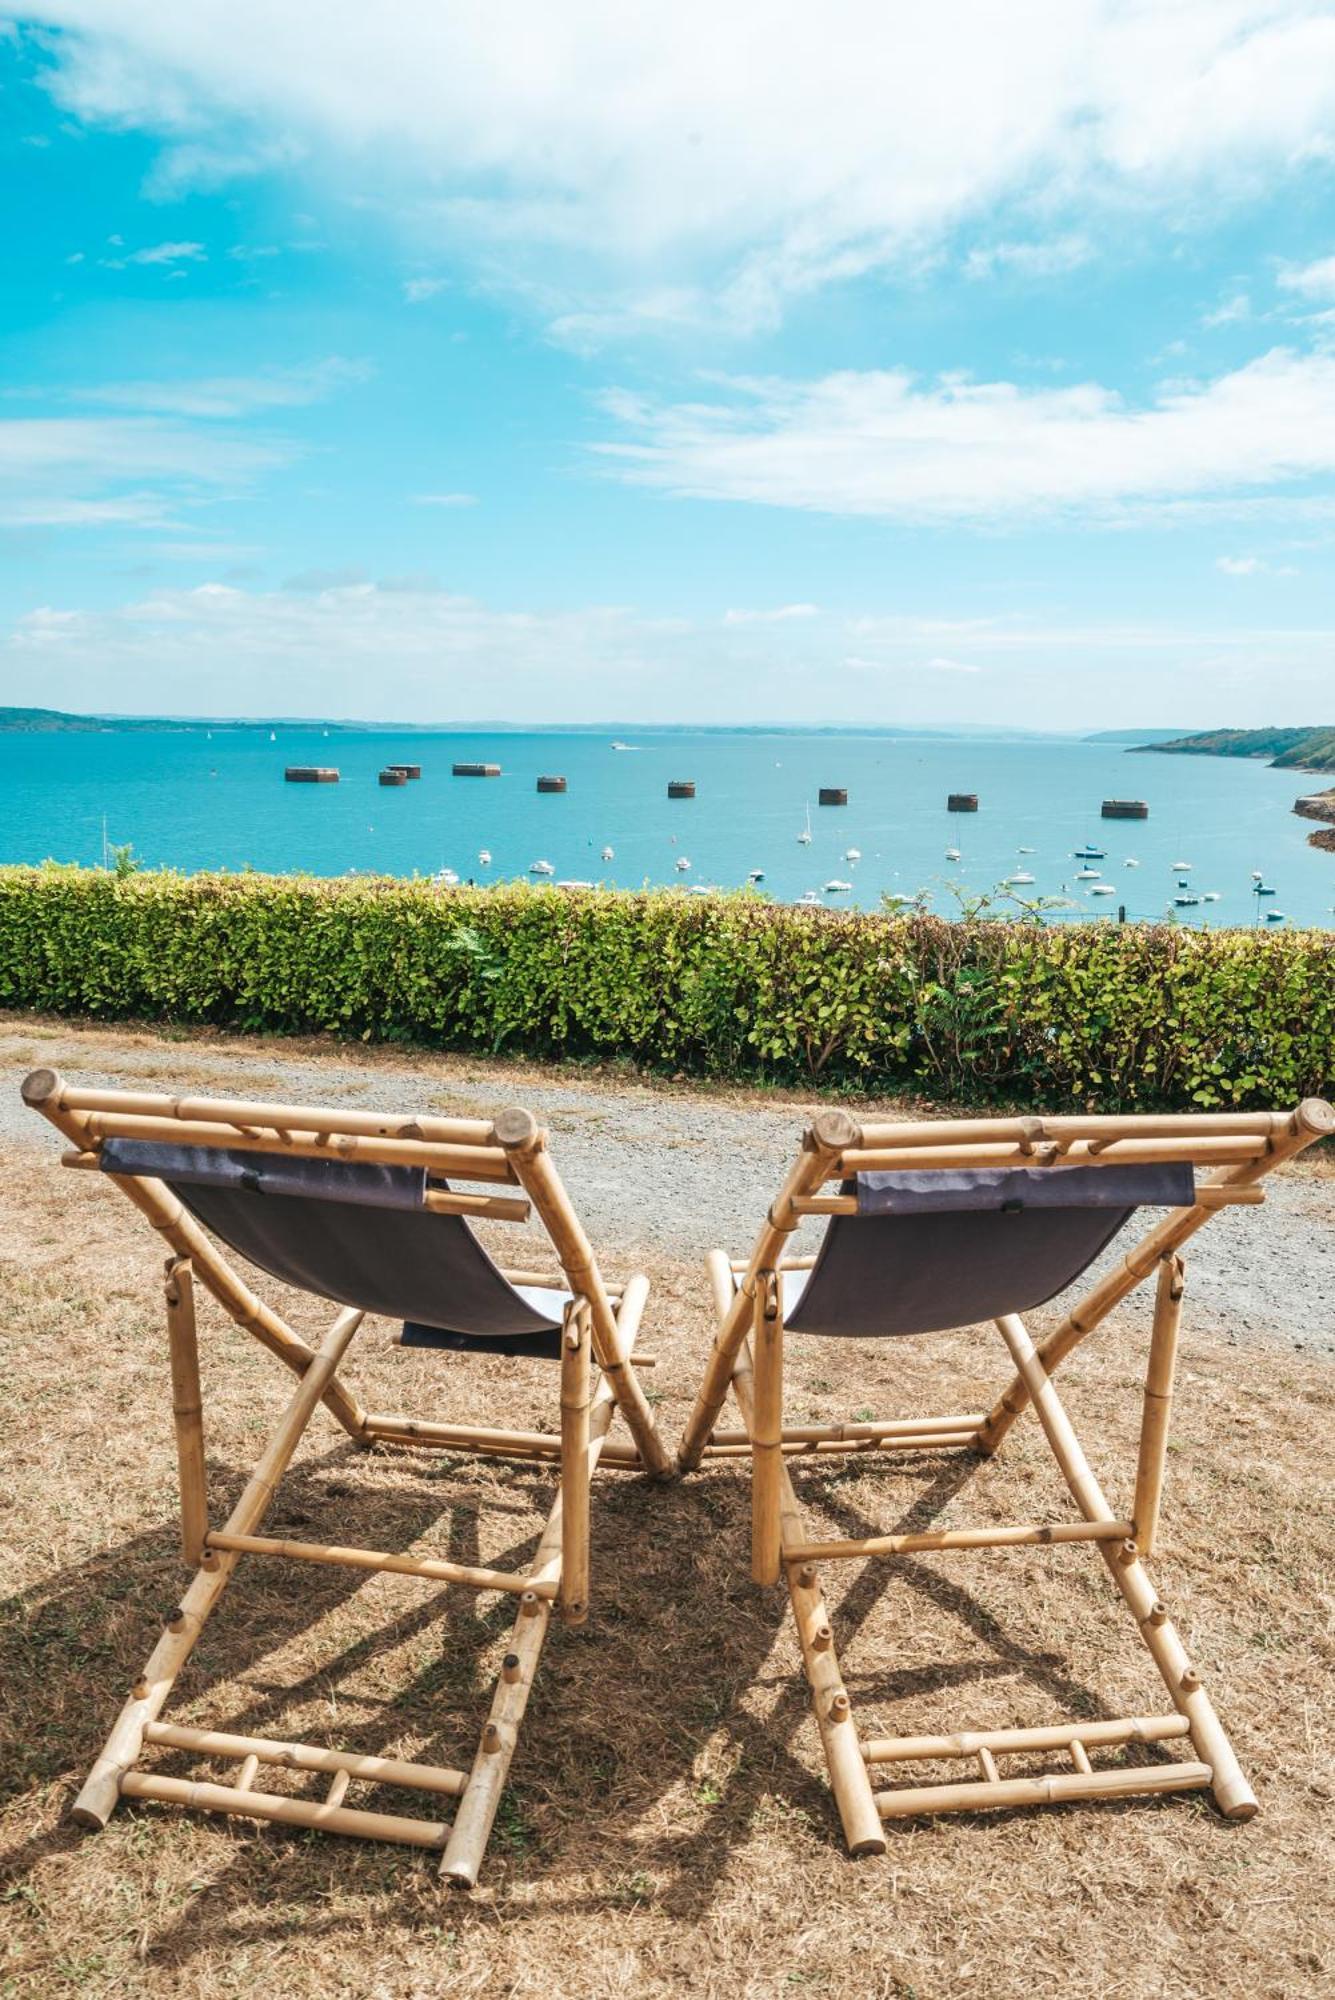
[[593, 349, 1335, 522], [1215, 553, 1298, 576], [963, 236, 1090, 282], [81, 357, 372, 419], [722, 603, 819, 624], [1277, 252, 1335, 299], [101, 240, 208, 269], [402, 276, 447, 303], [6, 582, 1333, 727], [23, 3, 1335, 328], [1202, 291, 1252, 327], [413, 491, 478, 508], [0, 414, 292, 532]]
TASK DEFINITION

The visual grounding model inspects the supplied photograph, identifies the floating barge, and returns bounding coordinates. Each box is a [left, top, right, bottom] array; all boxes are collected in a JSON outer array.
[[378, 768, 408, 786], [452, 762, 501, 777], [947, 792, 979, 812], [536, 775, 568, 793], [667, 780, 696, 799], [1101, 799, 1149, 820], [386, 763, 421, 780], [284, 766, 339, 783], [818, 787, 848, 806]]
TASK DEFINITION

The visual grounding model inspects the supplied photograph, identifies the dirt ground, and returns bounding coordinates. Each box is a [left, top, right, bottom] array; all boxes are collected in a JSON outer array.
[[2, 1016, 1332, 1999]]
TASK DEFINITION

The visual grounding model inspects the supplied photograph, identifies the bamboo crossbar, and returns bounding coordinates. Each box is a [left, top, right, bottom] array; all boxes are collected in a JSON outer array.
[[699, 1433, 977, 1459], [873, 1761, 1212, 1819], [709, 1415, 986, 1446], [785, 1519, 1135, 1563], [73, 1110, 518, 1182], [851, 1110, 1293, 1150], [836, 1137, 1269, 1175], [205, 1530, 560, 1599], [44, 1081, 499, 1148], [120, 1770, 451, 1848], [790, 1184, 1265, 1217], [361, 1413, 643, 1468], [862, 1713, 1192, 1763], [144, 1721, 468, 1795]]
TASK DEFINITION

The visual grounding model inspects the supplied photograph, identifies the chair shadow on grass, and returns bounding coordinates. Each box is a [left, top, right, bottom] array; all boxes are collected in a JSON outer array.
[[0, 1399, 1208, 1976]]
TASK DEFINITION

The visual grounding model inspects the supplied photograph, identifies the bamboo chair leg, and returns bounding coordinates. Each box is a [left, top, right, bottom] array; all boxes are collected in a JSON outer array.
[[164, 1256, 209, 1567], [723, 1319, 885, 1857], [1134, 1254, 1184, 1559], [72, 1306, 364, 1831], [440, 1292, 642, 1887], [993, 1312, 1257, 1820], [751, 1270, 784, 1587], [559, 1297, 592, 1626]]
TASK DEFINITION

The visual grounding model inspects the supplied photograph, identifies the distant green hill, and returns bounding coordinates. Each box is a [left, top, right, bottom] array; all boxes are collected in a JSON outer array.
[[1136, 726, 1335, 773]]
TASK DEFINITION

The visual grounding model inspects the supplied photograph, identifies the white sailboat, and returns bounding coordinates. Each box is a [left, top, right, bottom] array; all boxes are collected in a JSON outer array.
[[797, 805, 812, 845]]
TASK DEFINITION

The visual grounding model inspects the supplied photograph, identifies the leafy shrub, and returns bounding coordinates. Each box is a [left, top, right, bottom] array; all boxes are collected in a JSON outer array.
[[0, 864, 1331, 1109]]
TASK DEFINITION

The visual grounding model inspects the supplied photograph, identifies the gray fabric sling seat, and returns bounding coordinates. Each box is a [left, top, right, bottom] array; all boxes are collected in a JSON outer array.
[[782, 1162, 1195, 1340], [98, 1139, 566, 1359]]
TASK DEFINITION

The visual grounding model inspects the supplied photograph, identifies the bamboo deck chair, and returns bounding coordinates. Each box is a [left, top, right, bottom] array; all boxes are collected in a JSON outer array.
[[676, 1099, 1333, 1854], [21, 1067, 670, 1887]]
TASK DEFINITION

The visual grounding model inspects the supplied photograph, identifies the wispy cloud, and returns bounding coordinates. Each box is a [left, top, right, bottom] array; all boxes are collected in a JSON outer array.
[[7, 582, 1333, 726], [412, 490, 477, 507], [100, 240, 208, 269], [1202, 291, 1252, 328], [722, 603, 818, 624], [402, 276, 447, 303], [1277, 253, 1335, 301], [25, 3, 1335, 327], [81, 357, 372, 419], [594, 349, 1335, 523], [1215, 553, 1298, 576], [963, 236, 1090, 282]]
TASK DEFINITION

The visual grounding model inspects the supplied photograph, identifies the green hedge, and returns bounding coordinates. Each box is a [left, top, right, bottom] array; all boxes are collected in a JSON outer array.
[[1, 864, 1332, 1110]]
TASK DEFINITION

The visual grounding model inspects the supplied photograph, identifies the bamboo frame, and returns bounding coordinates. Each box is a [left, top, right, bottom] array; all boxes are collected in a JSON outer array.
[[682, 1096, 1331, 1846], [24, 1067, 667, 1885], [163, 1256, 208, 1566]]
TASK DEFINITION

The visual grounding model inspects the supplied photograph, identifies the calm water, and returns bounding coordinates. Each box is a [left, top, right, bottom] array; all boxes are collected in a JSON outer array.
[[1, 727, 1331, 928]]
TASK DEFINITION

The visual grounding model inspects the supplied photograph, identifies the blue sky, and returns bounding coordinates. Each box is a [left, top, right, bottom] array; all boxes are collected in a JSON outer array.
[[2, 4, 1335, 729]]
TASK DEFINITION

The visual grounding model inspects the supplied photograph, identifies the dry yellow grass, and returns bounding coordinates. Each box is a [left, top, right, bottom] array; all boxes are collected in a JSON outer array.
[[2, 1025, 1333, 1999]]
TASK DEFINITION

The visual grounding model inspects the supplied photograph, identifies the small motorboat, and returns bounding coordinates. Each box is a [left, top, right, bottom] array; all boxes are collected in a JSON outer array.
[[1255, 884, 1277, 897], [1172, 859, 1192, 872], [556, 879, 594, 890], [1074, 845, 1106, 860], [675, 856, 691, 872], [823, 879, 852, 893], [1175, 893, 1200, 907], [1090, 884, 1116, 896], [477, 849, 492, 866], [1265, 910, 1286, 922], [600, 845, 614, 861], [435, 868, 460, 887], [844, 847, 861, 862], [529, 859, 555, 876], [1251, 868, 1264, 881], [1203, 891, 1221, 903], [747, 868, 765, 883], [1017, 845, 1036, 855], [945, 846, 961, 862], [798, 889, 820, 906], [1007, 870, 1036, 886], [1124, 857, 1140, 868], [1076, 867, 1101, 881]]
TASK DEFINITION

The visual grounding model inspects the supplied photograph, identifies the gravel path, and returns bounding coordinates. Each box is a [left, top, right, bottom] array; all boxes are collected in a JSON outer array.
[[5, 1016, 1331, 1357]]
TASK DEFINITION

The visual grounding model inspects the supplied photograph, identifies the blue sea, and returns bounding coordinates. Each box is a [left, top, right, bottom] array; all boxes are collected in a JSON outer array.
[[1, 726, 1331, 928]]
